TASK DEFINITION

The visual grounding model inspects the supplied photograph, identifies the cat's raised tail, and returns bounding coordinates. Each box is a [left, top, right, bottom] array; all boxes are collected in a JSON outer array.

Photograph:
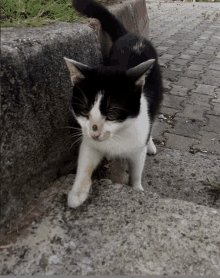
[[72, 0, 128, 42]]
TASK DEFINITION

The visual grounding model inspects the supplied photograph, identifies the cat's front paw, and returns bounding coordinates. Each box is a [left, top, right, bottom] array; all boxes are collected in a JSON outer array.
[[132, 183, 144, 191], [147, 145, 157, 155], [67, 189, 89, 208], [147, 137, 157, 155]]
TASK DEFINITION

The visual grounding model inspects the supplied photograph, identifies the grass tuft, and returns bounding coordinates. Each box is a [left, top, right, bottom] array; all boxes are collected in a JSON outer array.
[[0, 0, 118, 28]]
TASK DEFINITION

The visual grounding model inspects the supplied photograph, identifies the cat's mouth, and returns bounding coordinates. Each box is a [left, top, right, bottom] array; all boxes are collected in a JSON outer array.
[[90, 131, 111, 142]]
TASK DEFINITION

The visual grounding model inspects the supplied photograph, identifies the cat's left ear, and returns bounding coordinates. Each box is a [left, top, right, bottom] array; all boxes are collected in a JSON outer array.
[[64, 57, 92, 85], [126, 59, 155, 86]]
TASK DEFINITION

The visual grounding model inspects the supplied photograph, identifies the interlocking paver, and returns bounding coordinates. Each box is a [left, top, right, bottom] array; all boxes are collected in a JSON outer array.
[[201, 115, 220, 134], [176, 104, 207, 122], [186, 92, 212, 108], [164, 133, 199, 151], [193, 131, 220, 155], [146, 1, 220, 155], [169, 85, 189, 97]]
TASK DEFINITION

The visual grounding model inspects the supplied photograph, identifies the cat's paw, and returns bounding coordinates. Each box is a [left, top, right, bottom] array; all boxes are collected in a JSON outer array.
[[147, 138, 157, 155], [132, 183, 144, 191], [67, 189, 89, 208], [147, 145, 157, 155]]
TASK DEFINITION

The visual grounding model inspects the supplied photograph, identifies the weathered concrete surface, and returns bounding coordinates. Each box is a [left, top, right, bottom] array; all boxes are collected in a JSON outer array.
[[1, 149, 220, 275], [0, 22, 102, 228]]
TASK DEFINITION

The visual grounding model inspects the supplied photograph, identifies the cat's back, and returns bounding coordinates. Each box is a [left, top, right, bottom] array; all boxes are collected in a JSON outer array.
[[108, 33, 158, 69]]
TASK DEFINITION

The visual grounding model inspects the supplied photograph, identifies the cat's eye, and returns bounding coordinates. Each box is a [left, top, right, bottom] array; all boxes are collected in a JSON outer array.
[[106, 114, 116, 121], [80, 110, 89, 117]]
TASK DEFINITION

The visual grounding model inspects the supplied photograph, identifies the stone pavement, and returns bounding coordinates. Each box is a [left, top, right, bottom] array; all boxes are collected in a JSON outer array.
[[146, 1, 220, 156], [1, 2, 220, 276]]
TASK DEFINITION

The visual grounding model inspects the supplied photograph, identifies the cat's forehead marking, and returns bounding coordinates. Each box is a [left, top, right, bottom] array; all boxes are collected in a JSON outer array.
[[90, 92, 103, 122]]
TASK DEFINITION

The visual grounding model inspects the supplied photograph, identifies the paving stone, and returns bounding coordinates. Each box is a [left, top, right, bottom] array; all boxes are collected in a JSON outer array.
[[152, 120, 171, 142], [166, 49, 180, 56], [189, 45, 203, 51], [157, 46, 169, 52], [163, 39, 177, 45], [203, 69, 220, 78], [177, 42, 191, 47], [176, 104, 206, 122], [187, 64, 205, 71], [174, 77, 197, 88], [198, 54, 214, 60], [194, 84, 217, 96], [173, 58, 190, 66], [212, 58, 220, 64], [192, 42, 207, 48], [193, 59, 211, 65], [162, 94, 185, 110], [169, 46, 186, 52], [162, 79, 172, 91], [201, 49, 216, 55], [183, 50, 198, 56], [204, 46, 217, 51], [185, 92, 212, 108], [201, 115, 220, 133], [158, 59, 170, 67], [171, 117, 202, 140], [193, 131, 220, 155], [200, 75, 220, 86], [179, 54, 193, 60], [212, 91, 220, 103], [162, 70, 180, 82], [169, 64, 184, 72], [159, 106, 181, 116], [209, 64, 220, 71], [160, 54, 176, 60], [182, 70, 202, 79], [169, 85, 189, 97], [207, 103, 220, 117], [164, 133, 199, 152]]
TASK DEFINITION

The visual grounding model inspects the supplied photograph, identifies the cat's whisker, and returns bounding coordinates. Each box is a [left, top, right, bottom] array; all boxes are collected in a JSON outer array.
[[69, 136, 82, 151], [60, 126, 82, 131], [68, 134, 83, 141], [109, 106, 130, 113], [80, 90, 88, 106], [72, 95, 87, 106], [72, 102, 87, 109]]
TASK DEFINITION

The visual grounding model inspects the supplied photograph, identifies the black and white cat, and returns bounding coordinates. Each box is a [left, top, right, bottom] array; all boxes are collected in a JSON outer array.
[[64, 0, 163, 208]]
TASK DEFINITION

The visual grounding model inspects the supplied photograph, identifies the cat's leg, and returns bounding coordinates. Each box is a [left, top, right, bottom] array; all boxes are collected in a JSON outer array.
[[68, 141, 103, 208], [147, 135, 157, 155], [127, 146, 147, 191]]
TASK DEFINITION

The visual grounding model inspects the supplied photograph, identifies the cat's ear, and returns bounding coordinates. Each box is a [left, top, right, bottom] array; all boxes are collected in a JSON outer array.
[[126, 59, 155, 86], [64, 57, 92, 85]]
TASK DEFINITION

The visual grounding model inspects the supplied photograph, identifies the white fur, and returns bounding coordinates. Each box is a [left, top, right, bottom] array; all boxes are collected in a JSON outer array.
[[68, 93, 156, 208]]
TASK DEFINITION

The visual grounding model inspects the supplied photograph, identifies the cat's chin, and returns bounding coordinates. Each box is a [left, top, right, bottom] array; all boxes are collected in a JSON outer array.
[[90, 137, 108, 142]]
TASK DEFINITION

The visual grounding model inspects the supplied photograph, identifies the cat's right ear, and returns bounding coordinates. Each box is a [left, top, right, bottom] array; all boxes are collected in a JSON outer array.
[[126, 59, 155, 87], [64, 57, 91, 85]]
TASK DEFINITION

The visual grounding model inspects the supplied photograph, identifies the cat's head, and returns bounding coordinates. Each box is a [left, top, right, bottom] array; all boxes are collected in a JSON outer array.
[[64, 57, 155, 142]]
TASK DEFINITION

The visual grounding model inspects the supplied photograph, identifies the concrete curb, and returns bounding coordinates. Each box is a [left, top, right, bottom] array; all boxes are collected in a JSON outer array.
[[1, 148, 220, 275], [0, 0, 149, 228]]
